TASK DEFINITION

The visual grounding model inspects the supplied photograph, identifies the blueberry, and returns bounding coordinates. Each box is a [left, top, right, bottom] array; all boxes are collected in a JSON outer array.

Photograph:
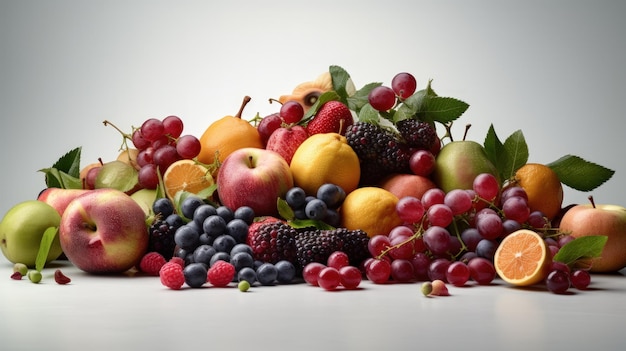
[[198, 233, 214, 246], [316, 183, 345, 209], [294, 208, 308, 220], [324, 209, 341, 227], [213, 234, 236, 253], [152, 197, 174, 217], [180, 195, 205, 220], [165, 214, 184, 229], [285, 187, 306, 209], [185, 220, 203, 237], [305, 198, 328, 220], [193, 204, 217, 227], [216, 206, 234, 223], [226, 219, 249, 243], [210, 252, 231, 266], [234, 206, 255, 225], [174, 224, 200, 251], [275, 260, 296, 284], [256, 263, 278, 286], [230, 243, 253, 257], [230, 252, 255, 272], [238, 267, 257, 285], [193, 244, 217, 266], [476, 239, 498, 260], [203, 215, 226, 238], [183, 263, 208, 288]]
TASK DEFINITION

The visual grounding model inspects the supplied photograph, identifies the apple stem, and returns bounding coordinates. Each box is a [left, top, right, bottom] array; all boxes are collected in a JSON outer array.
[[588, 195, 596, 208], [463, 124, 471, 141], [97, 158, 104, 166], [247, 155, 254, 168], [235, 96, 252, 119]]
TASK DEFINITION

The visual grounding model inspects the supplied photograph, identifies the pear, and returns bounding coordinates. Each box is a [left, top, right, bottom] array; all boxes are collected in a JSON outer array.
[[94, 160, 140, 194], [432, 140, 500, 193], [130, 188, 157, 216]]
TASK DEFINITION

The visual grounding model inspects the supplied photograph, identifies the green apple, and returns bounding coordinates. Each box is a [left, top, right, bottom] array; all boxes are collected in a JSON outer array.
[[432, 140, 500, 193], [0, 200, 63, 267]]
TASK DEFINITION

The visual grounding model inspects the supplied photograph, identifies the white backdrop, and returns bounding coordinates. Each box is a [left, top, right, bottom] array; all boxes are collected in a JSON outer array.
[[1, 0, 625, 216]]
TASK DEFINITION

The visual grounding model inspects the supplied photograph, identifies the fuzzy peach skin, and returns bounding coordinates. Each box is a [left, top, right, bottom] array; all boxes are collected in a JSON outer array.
[[59, 189, 148, 274]]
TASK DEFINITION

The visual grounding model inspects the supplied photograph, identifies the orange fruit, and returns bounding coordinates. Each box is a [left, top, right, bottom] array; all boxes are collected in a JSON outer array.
[[163, 159, 214, 200], [340, 187, 403, 237], [494, 229, 551, 286], [513, 163, 563, 220], [197, 96, 263, 170], [290, 133, 360, 196]]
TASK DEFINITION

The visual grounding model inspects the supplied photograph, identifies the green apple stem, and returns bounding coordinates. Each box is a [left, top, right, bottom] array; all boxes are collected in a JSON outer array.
[[588, 195, 596, 208], [462, 124, 471, 141], [235, 96, 252, 119]]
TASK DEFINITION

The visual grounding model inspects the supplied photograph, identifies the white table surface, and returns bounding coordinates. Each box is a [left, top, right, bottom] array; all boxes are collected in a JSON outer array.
[[1, 255, 625, 351]]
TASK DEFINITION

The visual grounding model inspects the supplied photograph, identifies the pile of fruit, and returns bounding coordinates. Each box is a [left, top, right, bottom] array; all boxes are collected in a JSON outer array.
[[2, 65, 625, 296]]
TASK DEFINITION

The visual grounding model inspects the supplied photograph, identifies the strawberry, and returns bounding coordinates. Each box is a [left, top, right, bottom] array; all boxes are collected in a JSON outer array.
[[305, 101, 354, 135]]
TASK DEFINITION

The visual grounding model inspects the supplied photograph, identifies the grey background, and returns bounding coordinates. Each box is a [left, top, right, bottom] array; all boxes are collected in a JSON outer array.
[[1, 0, 625, 216]]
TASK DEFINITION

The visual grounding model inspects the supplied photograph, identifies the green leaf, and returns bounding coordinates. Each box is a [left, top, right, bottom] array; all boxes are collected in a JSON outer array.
[[277, 198, 295, 221], [289, 218, 335, 230], [547, 155, 615, 192], [38, 168, 82, 190], [40, 147, 83, 189], [347, 82, 381, 112], [483, 124, 505, 176], [416, 96, 469, 124], [35, 226, 58, 272], [357, 103, 381, 124], [54, 147, 82, 178], [552, 235, 608, 267], [329, 65, 351, 103], [501, 130, 529, 180]]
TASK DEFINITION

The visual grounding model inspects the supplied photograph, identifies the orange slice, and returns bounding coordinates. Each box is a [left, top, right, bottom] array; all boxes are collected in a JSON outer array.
[[163, 160, 214, 200], [494, 229, 551, 286]]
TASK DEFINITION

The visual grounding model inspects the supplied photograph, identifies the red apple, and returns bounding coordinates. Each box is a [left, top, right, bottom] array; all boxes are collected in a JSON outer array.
[[37, 188, 90, 216], [217, 147, 294, 216], [265, 125, 309, 164], [59, 188, 148, 274], [559, 201, 626, 272]]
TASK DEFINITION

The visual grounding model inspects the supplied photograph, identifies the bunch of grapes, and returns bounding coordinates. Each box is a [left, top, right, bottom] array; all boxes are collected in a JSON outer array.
[[364, 172, 586, 291], [131, 115, 202, 189]]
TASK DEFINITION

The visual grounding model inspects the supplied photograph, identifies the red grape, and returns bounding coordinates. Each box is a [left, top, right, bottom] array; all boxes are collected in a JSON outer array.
[[339, 266, 362, 289], [141, 118, 165, 142], [176, 135, 201, 159], [280, 101, 305, 124], [327, 251, 350, 270], [368, 86, 396, 111], [409, 149, 436, 176], [365, 259, 391, 284], [317, 267, 341, 291], [446, 261, 470, 287], [303, 262, 326, 286], [396, 196, 425, 223], [390, 259, 415, 283], [391, 72, 417, 99], [162, 115, 184, 139]]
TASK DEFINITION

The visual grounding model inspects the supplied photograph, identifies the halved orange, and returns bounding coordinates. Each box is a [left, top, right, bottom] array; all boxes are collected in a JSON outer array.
[[163, 159, 214, 200], [494, 229, 551, 286]]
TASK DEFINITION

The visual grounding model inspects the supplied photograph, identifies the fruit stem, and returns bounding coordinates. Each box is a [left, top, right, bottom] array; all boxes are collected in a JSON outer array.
[[588, 195, 596, 208], [236, 96, 252, 119], [102, 120, 131, 139], [97, 157, 104, 166], [268, 98, 283, 106], [462, 124, 471, 141]]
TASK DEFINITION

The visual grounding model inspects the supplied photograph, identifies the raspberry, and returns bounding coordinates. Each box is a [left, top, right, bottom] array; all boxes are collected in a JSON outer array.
[[207, 260, 236, 287], [159, 262, 185, 290], [139, 252, 167, 276], [168, 256, 185, 268]]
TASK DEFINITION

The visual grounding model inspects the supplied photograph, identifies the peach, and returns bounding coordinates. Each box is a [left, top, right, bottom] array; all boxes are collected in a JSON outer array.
[[379, 173, 437, 200]]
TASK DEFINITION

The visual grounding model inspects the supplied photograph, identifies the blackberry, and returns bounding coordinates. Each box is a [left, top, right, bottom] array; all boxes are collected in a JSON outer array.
[[294, 228, 370, 270], [396, 119, 437, 149], [148, 218, 179, 260], [248, 222, 298, 264], [345, 122, 412, 185]]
